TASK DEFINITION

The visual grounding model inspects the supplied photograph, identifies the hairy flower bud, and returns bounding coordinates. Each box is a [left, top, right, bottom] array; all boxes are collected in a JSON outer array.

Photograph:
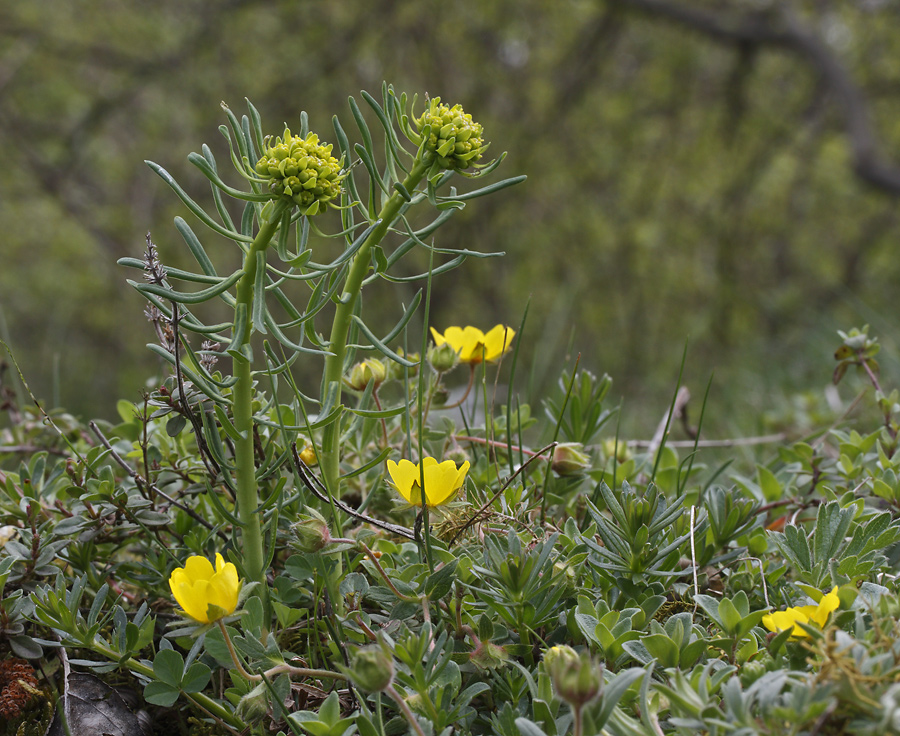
[[346, 645, 394, 692], [413, 98, 487, 171], [551, 443, 591, 476], [290, 509, 331, 553], [235, 682, 269, 723], [255, 128, 345, 215], [543, 645, 603, 707], [386, 351, 420, 381], [428, 342, 460, 373]]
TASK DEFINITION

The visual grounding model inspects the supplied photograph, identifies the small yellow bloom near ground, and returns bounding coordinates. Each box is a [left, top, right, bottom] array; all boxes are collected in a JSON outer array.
[[386, 456, 470, 507], [169, 554, 241, 624], [429, 325, 515, 364], [762, 586, 840, 638]]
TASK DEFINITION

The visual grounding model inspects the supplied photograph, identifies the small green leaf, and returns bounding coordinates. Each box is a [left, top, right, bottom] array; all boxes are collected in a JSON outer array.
[[181, 662, 212, 693], [153, 648, 185, 688], [757, 465, 782, 502], [424, 559, 458, 600], [166, 414, 187, 437], [143, 681, 181, 707]]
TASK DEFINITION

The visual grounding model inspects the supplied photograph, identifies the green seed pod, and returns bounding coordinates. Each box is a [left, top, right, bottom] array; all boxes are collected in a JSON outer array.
[[470, 640, 508, 670], [235, 682, 269, 723]]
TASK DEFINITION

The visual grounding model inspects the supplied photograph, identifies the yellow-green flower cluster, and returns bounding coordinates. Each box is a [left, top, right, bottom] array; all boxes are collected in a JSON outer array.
[[254, 128, 345, 215], [414, 98, 487, 171]]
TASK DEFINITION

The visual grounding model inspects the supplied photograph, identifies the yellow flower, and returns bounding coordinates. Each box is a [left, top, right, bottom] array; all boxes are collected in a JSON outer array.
[[762, 586, 839, 638], [386, 456, 470, 507], [299, 445, 318, 466], [429, 325, 515, 364], [169, 554, 241, 624]]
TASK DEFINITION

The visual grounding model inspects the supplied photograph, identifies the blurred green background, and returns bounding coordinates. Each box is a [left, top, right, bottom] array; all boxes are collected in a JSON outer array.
[[3, 0, 900, 436]]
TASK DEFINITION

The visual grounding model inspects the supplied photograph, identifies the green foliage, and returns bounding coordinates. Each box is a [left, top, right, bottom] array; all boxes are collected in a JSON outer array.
[[7, 39, 900, 733]]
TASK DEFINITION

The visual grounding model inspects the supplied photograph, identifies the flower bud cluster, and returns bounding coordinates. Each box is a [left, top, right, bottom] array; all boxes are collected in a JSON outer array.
[[254, 129, 345, 215], [414, 98, 487, 171]]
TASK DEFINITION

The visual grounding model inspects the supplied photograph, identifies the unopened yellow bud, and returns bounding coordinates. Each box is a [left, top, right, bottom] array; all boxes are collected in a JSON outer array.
[[299, 445, 318, 466], [551, 443, 591, 476], [345, 358, 388, 391]]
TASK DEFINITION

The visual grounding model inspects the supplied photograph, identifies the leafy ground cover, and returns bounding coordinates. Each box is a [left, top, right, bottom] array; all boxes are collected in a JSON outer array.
[[2, 86, 900, 736]]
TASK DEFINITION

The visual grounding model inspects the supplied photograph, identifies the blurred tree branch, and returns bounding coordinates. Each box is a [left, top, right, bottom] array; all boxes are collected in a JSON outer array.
[[608, 0, 900, 194]]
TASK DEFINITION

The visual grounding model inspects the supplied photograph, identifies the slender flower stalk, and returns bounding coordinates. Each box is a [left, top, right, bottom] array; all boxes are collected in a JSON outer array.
[[320, 156, 432, 505]]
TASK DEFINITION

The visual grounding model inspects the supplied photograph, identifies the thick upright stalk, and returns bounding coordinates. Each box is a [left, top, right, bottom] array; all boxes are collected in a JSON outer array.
[[232, 199, 289, 596], [320, 157, 430, 502]]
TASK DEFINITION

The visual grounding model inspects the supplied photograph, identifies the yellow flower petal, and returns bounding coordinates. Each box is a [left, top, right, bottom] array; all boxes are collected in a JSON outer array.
[[809, 586, 840, 627], [481, 325, 515, 362], [387, 458, 420, 504]]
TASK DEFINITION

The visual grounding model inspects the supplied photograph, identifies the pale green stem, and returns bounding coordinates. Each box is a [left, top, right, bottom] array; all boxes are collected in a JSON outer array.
[[320, 157, 431, 505], [232, 198, 290, 600]]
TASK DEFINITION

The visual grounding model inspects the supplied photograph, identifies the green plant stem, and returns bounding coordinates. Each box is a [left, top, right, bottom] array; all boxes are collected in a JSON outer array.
[[232, 198, 290, 599], [385, 683, 427, 736], [320, 157, 431, 504]]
